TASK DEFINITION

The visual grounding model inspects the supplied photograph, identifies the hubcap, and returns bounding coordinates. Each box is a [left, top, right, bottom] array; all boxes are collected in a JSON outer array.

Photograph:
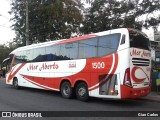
[[78, 87, 86, 97], [14, 80, 18, 87], [63, 85, 70, 96]]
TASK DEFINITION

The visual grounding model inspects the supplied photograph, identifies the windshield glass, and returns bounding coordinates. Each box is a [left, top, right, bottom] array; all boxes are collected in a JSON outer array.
[[129, 29, 150, 50]]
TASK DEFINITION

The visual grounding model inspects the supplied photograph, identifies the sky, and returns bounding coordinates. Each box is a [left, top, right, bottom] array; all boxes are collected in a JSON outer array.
[[0, 1, 160, 45], [0, 0, 15, 45]]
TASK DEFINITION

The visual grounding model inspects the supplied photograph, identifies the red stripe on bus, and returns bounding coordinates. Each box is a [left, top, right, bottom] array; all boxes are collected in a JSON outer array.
[[89, 53, 119, 91], [20, 74, 59, 90], [23, 77, 51, 90], [7, 63, 26, 82], [54, 34, 97, 45], [19, 54, 118, 91]]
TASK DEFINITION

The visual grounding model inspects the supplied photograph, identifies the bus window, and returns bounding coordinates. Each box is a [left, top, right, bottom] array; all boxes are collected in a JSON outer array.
[[120, 34, 126, 45], [46, 45, 60, 61], [15, 51, 26, 65], [129, 30, 150, 50], [98, 33, 121, 57], [79, 37, 98, 59], [59, 42, 78, 60], [66, 42, 78, 59], [60, 44, 71, 60], [33, 47, 46, 62], [25, 49, 34, 62]]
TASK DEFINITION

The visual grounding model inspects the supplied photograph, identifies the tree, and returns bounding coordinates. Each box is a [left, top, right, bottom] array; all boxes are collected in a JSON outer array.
[[0, 45, 13, 64], [10, 0, 160, 44], [10, 0, 83, 45], [81, 0, 160, 34]]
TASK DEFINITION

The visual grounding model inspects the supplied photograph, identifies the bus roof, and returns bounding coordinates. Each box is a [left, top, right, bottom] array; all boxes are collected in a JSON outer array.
[[10, 40, 64, 54], [10, 28, 130, 55]]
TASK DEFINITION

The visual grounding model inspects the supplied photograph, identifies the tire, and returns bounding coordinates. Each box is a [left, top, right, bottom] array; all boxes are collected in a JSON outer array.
[[13, 78, 20, 89], [76, 82, 89, 102], [60, 81, 73, 99]]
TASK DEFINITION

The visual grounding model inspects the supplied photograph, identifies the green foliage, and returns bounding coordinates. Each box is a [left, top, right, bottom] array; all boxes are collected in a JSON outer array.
[[9, 0, 160, 45], [10, 0, 83, 45], [0, 44, 16, 64], [4, 0, 160, 64], [81, 0, 160, 34]]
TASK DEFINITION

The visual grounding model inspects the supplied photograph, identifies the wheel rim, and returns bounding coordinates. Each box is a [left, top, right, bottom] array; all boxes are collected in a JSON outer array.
[[63, 85, 70, 96], [78, 87, 86, 97], [14, 80, 18, 87]]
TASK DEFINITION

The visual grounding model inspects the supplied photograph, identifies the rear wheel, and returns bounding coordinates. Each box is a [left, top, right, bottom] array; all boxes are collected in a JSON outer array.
[[13, 78, 20, 89], [76, 82, 89, 101], [60, 81, 73, 99]]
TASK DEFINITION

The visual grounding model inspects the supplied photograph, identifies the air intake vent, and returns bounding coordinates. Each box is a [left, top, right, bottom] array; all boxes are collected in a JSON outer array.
[[132, 58, 150, 66]]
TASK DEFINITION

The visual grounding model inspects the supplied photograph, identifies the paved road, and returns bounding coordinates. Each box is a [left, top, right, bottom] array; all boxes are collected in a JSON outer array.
[[0, 78, 159, 120]]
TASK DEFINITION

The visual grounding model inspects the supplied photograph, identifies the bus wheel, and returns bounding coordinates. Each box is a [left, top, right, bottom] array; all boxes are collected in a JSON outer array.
[[13, 78, 20, 89], [76, 82, 89, 102], [60, 81, 73, 99]]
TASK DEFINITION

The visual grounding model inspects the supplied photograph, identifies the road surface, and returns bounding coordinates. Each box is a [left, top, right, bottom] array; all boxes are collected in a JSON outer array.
[[0, 78, 159, 120]]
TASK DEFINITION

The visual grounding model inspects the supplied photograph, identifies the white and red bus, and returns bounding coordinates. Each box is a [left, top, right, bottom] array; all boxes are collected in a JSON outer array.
[[5, 28, 151, 101]]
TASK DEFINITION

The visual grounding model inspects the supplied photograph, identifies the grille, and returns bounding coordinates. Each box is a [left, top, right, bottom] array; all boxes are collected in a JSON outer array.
[[132, 58, 150, 66]]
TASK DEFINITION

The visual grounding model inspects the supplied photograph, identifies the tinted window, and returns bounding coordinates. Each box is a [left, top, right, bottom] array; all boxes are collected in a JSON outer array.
[[60, 44, 71, 60], [25, 50, 34, 62], [129, 30, 150, 50], [79, 37, 98, 59], [67, 42, 78, 59], [98, 33, 121, 57], [120, 34, 126, 44], [33, 47, 46, 62], [15, 51, 26, 64], [46, 45, 60, 61], [59, 42, 78, 60]]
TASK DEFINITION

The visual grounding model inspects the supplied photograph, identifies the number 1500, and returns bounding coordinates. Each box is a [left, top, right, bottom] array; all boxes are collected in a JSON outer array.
[[92, 62, 105, 69]]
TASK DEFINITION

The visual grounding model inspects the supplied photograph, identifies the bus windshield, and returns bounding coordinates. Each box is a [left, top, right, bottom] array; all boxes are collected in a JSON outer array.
[[129, 29, 150, 50]]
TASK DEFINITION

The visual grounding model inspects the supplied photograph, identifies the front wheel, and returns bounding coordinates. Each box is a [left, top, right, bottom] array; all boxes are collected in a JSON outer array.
[[13, 78, 20, 89], [60, 81, 73, 99], [76, 82, 89, 102]]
